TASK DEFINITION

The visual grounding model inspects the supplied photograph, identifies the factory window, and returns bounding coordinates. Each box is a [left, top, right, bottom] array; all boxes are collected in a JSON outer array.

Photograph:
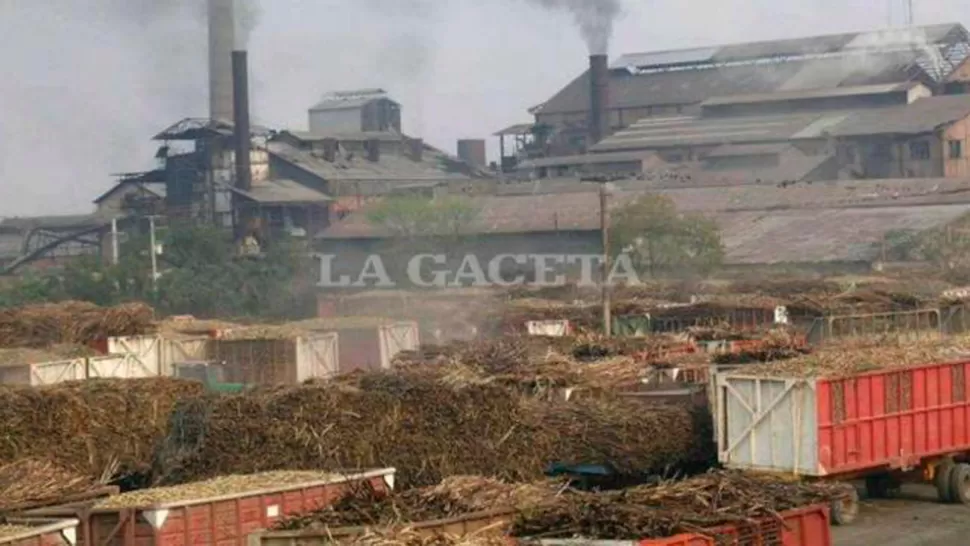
[[950, 140, 964, 159], [909, 141, 930, 160]]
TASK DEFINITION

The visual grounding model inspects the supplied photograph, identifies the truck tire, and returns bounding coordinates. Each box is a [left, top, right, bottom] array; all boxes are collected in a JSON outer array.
[[936, 462, 955, 503], [949, 463, 970, 505], [831, 488, 859, 526]]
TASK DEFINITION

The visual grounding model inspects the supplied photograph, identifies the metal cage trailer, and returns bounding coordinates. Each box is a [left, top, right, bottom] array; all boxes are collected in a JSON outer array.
[[247, 509, 514, 546], [24, 469, 395, 546], [530, 504, 831, 546], [716, 358, 970, 511], [0, 519, 80, 546]]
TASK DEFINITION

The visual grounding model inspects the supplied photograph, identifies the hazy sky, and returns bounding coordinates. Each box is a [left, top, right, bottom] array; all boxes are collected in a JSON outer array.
[[0, 0, 965, 217]]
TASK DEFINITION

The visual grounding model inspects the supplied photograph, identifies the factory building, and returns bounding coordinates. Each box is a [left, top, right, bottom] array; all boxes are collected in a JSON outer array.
[[309, 89, 402, 134], [505, 23, 970, 172]]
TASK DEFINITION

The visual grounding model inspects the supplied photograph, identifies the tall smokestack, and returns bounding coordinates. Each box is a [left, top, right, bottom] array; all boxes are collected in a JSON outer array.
[[232, 50, 252, 192], [588, 54, 610, 149], [209, 0, 236, 122]]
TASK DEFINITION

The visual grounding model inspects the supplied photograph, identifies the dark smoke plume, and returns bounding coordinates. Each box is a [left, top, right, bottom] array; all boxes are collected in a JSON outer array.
[[523, 0, 622, 54]]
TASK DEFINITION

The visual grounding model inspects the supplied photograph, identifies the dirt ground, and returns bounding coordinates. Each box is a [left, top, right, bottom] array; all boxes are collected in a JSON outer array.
[[833, 484, 970, 546]]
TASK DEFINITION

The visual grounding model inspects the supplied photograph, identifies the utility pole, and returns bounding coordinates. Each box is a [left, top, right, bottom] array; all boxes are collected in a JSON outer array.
[[600, 183, 612, 337], [149, 216, 159, 293], [111, 218, 120, 265]]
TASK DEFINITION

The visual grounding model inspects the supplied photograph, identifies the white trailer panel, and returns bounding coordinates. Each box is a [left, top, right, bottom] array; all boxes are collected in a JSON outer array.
[[715, 373, 820, 475]]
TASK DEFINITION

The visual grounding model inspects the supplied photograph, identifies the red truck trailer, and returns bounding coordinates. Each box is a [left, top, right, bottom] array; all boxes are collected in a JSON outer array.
[[716, 358, 970, 511]]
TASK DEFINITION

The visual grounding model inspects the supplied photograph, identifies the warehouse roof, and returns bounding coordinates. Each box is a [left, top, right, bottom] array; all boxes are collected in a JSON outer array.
[[518, 151, 654, 169], [535, 23, 970, 115], [321, 188, 970, 265], [826, 94, 970, 136], [230, 179, 332, 204], [268, 141, 477, 184], [592, 112, 830, 151], [0, 214, 112, 232], [281, 130, 404, 143], [593, 94, 970, 151], [322, 176, 970, 237], [310, 89, 398, 112], [700, 82, 921, 108], [716, 205, 970, 264]]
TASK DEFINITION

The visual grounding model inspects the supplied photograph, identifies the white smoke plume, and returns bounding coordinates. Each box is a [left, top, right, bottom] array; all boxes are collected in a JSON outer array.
[[522, 0, 622, 54]]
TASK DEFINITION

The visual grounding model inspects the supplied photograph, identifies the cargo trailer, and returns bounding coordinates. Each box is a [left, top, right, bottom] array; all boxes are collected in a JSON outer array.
[[0, 519, 80, 546], [716, 359, 970, 506], [528, 504, 830, 546], [249, 504, 830, 546], [24, 469, 395, 546], [247, 509, 514, 546]]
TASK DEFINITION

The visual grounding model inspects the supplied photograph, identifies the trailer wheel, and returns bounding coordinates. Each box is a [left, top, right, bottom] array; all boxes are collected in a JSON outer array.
[[949, 463, 970, 505], [831, 488, 859, 526], [935, 462, 955, 503], [865, 474, 900, 499]]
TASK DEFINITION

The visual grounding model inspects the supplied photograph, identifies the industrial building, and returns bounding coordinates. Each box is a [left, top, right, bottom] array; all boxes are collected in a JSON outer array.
[[320, 176, 970, 275], [502, 23, 970, 184]]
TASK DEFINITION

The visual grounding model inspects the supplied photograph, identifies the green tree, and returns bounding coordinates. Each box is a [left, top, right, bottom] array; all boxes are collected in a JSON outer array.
[[0, 225, 316, 320], [611, 194, 724, 277]]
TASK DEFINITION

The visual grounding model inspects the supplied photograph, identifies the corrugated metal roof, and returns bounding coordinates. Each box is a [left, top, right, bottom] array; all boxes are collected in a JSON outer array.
[[538, 23, 968, 116], [0, 214, 111, 231], [321, 185, 970, 265], [494, 123, 536, 136], [591, 112, 828, 151], [701, 82, 918, 107], [826, 94, 970, 136], [322, 177, 970, 238], [716, 205, 970, 264], [283, 130, 403, 142], [230, 179, 332, 204], [612, 47, 719, 69], [268, 141, 475, 184], [705, 143, 792, 158], [519, 151, 653, 169], [309, 89, 397, 112]]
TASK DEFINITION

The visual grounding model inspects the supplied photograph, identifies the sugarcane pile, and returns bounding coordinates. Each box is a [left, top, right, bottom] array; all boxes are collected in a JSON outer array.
[[740, 337, 970, 378], [0, 378, 205, 480], [335, 529, 511, 546], [153, 374, 710, 490], [0, 345, 97, 367], [392, 336, 681, 393], [711, 327, 810, 365], [0, 459, 103, 513], [0, 301, 155, 348], [274, 476, 562, 531], [511, 470, 852, 540]]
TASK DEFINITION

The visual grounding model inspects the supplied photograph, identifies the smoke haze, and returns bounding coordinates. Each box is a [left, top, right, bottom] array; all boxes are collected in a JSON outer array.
[[2, 0, 969, 216], [522, 0, 623, 54]]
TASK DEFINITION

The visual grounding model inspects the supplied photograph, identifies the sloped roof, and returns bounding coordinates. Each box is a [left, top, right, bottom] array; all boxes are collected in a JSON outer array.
[[93, 180, 167, 204], [282, 130, 403, 143], [321, 177, 970, 264], [310, 89, 398, 112], [268, 141, 477, 184], [536, 23, 969, 115], [700, 82, 920, 108], [716, 205, 970, 264], [826, 94, 970, 136], [230, 179, 332, 204], [591, 112, 830, 151], [593, 94, 970, 151]]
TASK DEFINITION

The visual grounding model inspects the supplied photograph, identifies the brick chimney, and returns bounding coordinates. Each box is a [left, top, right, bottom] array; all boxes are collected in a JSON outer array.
[[588, 54, 610, 149]]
